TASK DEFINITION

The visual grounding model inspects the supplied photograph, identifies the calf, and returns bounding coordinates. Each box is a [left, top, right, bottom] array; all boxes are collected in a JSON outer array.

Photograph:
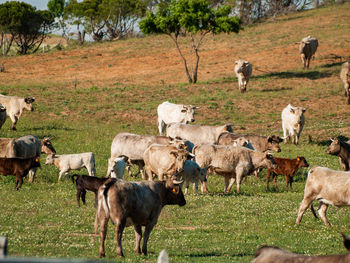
[[45, 152, 96, 181], [234, 59, 252, 93], [71, 174, 109, 207], [326, 138, 350, 171], [95, 178, 186, 257], [179, 160, 208, 194], [297, 36, 318, 69], [281, 104, 306, 145], [252, 233, 350, 263], [0, 157, 41, 190], [296, 166, 350, 226], [340, 62, 350, 104], [266, 156, 309, 189], [0, 94, 35, 131]]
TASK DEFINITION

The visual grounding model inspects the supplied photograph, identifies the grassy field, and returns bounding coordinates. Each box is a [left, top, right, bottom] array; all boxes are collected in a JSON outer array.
[[1, 3, 350, 263]]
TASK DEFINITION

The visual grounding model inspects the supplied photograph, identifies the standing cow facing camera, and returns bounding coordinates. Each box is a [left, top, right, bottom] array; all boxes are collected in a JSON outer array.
[[281, 104, 306, 144], [157, 101, 199, 135], [297, 36, 318, 69], [0, 94, 35, 131], [234, 59, 252, 93]]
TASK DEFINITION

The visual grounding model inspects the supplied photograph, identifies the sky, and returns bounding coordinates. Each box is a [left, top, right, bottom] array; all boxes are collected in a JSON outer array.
[[0, 0, 49, 10]]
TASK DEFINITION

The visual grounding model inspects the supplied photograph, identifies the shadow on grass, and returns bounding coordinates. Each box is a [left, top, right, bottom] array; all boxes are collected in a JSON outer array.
[[315, 135, 349, 146], [185, 251, 255, 258], [261, 87, 292, 92], [320, 61, 344, 68], [253, 70, 333, 80], [28, 125, 76, 132]]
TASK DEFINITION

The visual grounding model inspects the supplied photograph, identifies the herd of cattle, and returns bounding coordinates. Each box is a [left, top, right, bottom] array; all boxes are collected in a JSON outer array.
[[0, 35, 350, 262]]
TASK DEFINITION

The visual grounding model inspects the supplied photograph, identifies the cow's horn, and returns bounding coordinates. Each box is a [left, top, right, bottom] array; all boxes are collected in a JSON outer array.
[[173, 179, 184, 185]]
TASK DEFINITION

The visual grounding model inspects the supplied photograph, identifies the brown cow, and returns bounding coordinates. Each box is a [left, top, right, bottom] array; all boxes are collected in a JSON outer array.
[[0, 157, 41, 190], [266, 156, 309, 189], [326, 138, 350, 171], [95, 178, 186, 257], [251, 233, 350, 263]]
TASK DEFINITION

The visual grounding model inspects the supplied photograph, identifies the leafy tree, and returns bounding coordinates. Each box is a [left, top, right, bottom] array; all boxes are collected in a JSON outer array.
[[139, 0, 241, 83], [65, 0, 87, 44], [48, 0, 71, 43], [0, 1, 54, 55]]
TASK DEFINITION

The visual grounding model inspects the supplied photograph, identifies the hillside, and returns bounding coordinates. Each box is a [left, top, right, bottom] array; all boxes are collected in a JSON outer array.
[[0, 3, 350, 263]]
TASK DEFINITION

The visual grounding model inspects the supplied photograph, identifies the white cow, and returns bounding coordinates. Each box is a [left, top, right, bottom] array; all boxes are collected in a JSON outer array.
[[157, 101, 198, 135], [45, 152, 96, 181], [110, 156, 128, 179], [0, 94, 35, 131], [281, 104, 306, 145], [234, 59, 252, 93], [179, 160, 208, 194]]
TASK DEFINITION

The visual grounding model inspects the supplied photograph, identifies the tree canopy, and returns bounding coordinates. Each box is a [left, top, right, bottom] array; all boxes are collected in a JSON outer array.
[[139, 0, 241, 83]]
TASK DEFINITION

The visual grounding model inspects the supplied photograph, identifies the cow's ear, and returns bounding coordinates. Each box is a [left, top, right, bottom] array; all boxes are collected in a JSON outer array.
[[267, 136, 273, 143], [302, 108, 306, 113], [181, 108, 187, 113], [290, 108, 295, 114]]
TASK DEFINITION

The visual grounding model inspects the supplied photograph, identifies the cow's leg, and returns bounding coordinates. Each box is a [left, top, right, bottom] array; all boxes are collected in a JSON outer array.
[[28, 167, 37, 183], [224, 175, 230, 193], [142, 222, 156, 255], [115, 218, 126, 257], [201, 180, 209, 194], [158, 173, 164, 181], [301, 54, 306, 69], [9, 114, 18, 131], [266, 170, 271, 189], [81, 189, 87, 205], [318, 203, 331, 227], [58, 169, 67, 181], [98, 212, 109, 258], [285, 175, 289, 188], [194, 180, 199, 194], [225, 176, 236, 193], [306, 57, 311, 69], [184, 180, 189, 195], [133, 225, 142, 254], [296, 197, 314, 225], [94, 192, 98, 208], [289, 176, 294, 189], [157, 118, 163, 135], [76, 188, 81, 207]]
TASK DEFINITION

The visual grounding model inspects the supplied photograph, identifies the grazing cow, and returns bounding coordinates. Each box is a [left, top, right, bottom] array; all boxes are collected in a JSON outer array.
[[107, 132, 187, 178], [110, 156, 128, 179], [251, 233, 350, 263], [166, 123, 233, 146], [71, 174, 109, 207], [217, 133, 282, 153], [340, 62, 350, 104], [45, 152, 96, 181], [296, 166, 350, 226], [179, 160, 208, 194], [0, 94, 35, 131], [95, 178, 186, 257], [143, 144, 193, 181], [326, 138, 350, 171], [298, 36, 318, 69], [157, 101, 198, 135], [234, 59, 252, 93], [266, 156, 309, 190], [0, 135, 55, 182], [0, 104, 6, 129], [194, 145, 277, 193], [0, 157, 41, 190], [281, 104, 306, 144]]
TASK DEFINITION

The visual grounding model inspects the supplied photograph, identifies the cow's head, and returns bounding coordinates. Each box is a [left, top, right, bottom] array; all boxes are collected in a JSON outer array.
[[41, 138, 56, 154], [296, 156, 309, 168], [24, 97, 35, 111], [181, 105, 198, 123], [197, 166, 208, 183], [267, 135, 283, 152], [232, 137, 253, 150], [326, 138, 341, 155], [170, 149, 192, 174], [31, 157, 41, 168], [45, 154, 56, 165], [289, 106, 306, 124], [164, 179, 186, 206]]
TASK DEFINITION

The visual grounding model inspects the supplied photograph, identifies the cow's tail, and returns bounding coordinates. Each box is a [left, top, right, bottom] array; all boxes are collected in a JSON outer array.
[[91, 153, 96, 176]]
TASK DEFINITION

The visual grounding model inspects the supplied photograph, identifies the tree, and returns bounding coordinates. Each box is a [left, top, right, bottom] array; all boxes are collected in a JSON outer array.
[[65, 0, 87, 44], [139, 0, 241, 83], [48, 0, 71, 44], [0, 2, 54, 55]]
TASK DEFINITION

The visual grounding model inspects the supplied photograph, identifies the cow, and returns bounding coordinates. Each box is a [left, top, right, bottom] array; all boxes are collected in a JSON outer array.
[[281, 104, 306, 145], [107, 132, 187, 178], [234, 59, 252, 93], [251, 233, 350, 263], [0, 135, 56, 183], [0, 104, 6, 130], [110, 156, 128, 179], [297, 36, 318, 69], [94, 178, 186, 257], [266, 156, 309, 190], [0, 157, 41, 190], [0, 94, 35, 131], [296, 166, 350, 227], [45, 152, 96, 181], [217, 133, 282, 153], [157, 101, 199, 135], [166, 123, 233, 146], [194, 145, 277, 193], [143, 144, 193, 181], [326, 138, 350, 171], [178, 160, 208, 194], [340, 62, 350, 104], [71, 174, 109, 207]]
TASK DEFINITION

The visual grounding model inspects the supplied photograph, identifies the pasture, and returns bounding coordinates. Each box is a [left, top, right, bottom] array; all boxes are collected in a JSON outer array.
[[0, 3, 350, 262]]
